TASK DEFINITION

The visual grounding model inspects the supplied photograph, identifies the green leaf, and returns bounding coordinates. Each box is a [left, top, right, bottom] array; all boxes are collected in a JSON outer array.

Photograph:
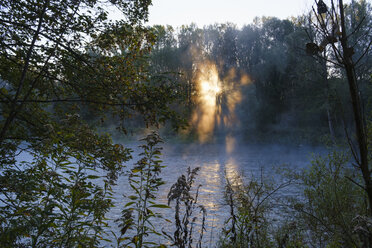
[[124, 201, 135, 207], [128, 195, 138, 200], [132, 168, 142, 173], [149, 204, 170, 209], [87, 175, 100, 180]]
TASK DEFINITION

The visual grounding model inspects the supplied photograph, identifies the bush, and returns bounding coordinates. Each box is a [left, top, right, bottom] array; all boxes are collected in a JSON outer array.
[[290, 150, 368, 247]]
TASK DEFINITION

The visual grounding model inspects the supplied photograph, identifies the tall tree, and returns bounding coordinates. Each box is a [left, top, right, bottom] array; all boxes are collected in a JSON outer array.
[[0, 0, 181, 246], [307, 0, 372, 220]]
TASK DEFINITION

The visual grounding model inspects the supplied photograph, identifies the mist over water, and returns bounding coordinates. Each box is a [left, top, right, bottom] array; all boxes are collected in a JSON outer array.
[[109, 142, 325, 246], [105, 56, 329, 245]]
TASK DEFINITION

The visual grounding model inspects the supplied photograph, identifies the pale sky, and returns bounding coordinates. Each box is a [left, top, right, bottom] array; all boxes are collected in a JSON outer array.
[[147, 0, 313, 27]]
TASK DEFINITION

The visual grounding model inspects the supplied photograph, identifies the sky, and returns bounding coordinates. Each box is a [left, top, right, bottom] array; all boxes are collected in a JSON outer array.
[[147, 0, 312, 27]]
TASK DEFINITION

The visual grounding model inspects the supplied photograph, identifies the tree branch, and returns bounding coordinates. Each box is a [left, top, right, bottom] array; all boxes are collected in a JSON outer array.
[[345, 176, 366, 191], [0, 98, 145, 106], [0, 0, 50, 143], [355, 39, 372, 66]]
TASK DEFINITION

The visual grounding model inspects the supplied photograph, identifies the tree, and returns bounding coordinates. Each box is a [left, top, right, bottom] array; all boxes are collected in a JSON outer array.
[[245, 18, 295, 132], [149, 25, 194, 117], [306, 0, 372, 223], [0, 0, 181, 246]]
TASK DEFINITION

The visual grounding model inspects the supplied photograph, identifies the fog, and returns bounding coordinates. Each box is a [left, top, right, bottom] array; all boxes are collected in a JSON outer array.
[[107, 141, 325, 246]]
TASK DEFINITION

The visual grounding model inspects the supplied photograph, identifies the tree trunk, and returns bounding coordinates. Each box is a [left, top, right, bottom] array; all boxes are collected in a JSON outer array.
[[326, 106, 336, 142], [339, 0, 372, 216]]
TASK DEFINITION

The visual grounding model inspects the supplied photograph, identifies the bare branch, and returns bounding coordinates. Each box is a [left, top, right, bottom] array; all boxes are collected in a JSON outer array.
[[345, 176, 366, 191], [314, 52, 343, 67], [256, 180, 292, 209], [347, 16, 366, 39], [343, 117, 360, 166], [355, 39, 372, 66]]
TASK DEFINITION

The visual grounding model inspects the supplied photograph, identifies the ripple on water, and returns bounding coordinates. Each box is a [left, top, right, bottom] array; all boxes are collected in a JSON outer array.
[[105, 143, 323, 246]]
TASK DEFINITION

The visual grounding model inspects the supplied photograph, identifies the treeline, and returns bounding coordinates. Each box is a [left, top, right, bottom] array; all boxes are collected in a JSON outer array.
[[143, 0, 372, 143]]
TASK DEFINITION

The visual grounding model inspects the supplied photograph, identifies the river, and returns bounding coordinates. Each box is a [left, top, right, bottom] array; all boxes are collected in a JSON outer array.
[[107, 142, 325, 246]]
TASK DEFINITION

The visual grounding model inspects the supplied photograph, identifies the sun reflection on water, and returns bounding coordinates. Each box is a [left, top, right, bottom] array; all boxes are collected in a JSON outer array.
[[198, 161, 222, 212]]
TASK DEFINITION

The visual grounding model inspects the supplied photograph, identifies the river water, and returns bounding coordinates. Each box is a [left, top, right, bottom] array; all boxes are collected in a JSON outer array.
[[107, 143, 325, 246]]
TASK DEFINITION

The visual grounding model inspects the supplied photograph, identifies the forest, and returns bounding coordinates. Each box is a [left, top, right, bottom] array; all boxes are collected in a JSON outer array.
[[145, 9, 371, 144], [0, 0, 372, 247]]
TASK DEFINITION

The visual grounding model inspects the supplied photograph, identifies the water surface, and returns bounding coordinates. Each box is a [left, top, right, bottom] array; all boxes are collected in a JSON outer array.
[[108, 143, 324, 246]]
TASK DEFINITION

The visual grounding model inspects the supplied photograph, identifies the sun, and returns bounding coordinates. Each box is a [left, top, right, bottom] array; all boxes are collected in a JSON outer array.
[[200, 80, 221, 95], [191, 62, 222, 143], [199, 68, 221, 108]]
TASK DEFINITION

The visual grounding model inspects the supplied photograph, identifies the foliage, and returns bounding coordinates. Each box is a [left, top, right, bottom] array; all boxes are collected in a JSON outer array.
[[0, 113, 131, 247], [291, 150, 367, 247], [303, 4, 372, 248], [115, 132, 169, 248], [219, 170, 282, 248], [0, 0, 182, 163], [0, 0, 183, 247], [166, 167, 206, 248], [214, 150, 369, 248], [272, 221, 308, 248]]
